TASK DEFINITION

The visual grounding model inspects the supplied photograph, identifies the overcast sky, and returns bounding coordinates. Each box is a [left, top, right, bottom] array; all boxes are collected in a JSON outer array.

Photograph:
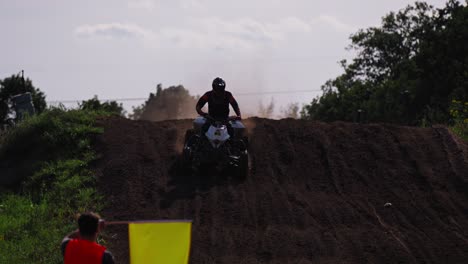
[[0, 0, 451, 116]]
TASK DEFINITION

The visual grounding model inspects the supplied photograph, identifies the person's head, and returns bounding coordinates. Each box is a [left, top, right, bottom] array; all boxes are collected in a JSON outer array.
[[212, 77, 226, 96], [78, 212, 101, 239]]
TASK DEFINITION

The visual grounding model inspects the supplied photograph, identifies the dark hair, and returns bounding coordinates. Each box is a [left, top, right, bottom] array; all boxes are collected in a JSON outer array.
[[78, 212, 100, 237]]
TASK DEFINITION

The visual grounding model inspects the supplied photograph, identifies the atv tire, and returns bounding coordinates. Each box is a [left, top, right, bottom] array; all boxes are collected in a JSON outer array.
[[182, 129, 196, 167], [237, 151, 249, 180]]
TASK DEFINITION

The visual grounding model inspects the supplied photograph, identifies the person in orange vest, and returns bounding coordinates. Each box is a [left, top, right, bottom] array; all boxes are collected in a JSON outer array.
[[61, 212, 115, 264]]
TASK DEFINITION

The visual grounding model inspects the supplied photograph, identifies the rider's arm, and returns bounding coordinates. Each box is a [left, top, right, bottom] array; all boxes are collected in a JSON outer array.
[[196, 93, 209, 116], [228, 93, 241, 117]]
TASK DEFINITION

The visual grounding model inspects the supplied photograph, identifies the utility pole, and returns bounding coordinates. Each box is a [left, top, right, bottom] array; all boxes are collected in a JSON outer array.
[[21, 69, 25, 90]]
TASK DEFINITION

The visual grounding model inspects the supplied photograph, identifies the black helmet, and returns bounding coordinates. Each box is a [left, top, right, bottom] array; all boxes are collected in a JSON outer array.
[[212, 77, 226, 93]]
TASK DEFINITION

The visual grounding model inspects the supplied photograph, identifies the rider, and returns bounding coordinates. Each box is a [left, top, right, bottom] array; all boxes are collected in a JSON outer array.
[[192, 78, 243, 171], [196, 78, 241, 136]]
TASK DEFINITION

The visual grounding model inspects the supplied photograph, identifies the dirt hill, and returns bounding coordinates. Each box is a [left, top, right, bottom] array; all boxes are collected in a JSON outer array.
[[93, 117, 468, 264]]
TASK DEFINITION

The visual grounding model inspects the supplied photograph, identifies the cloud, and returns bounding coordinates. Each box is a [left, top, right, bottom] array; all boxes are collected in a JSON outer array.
[[73, 15, 353, 52], [159, 17, 312, 51], [311, 15, 357, 33], [75, 23, 153, 39], [277, 17, 312, 33], [202, 18, 281, 43]]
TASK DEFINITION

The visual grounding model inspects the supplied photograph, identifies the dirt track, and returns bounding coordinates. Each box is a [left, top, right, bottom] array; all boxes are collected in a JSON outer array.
[[94, 117, 468, 264]]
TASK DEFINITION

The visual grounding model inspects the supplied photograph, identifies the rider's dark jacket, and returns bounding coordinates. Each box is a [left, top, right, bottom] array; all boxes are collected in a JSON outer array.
[[196, 91, 241, 120]]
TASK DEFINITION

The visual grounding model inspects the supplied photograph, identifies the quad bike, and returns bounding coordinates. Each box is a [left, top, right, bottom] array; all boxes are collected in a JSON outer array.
[[182, 115, 249, 178]]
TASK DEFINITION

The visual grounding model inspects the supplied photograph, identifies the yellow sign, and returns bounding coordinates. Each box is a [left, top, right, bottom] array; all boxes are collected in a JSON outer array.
[[0, 234, 4, 241], [129, 221, 192, 264]]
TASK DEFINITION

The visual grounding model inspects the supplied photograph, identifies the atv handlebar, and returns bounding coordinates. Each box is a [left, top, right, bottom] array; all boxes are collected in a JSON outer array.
[[229, 116, 242, 121], [201, 115, 241, 123], [202, 115, 215, 122]]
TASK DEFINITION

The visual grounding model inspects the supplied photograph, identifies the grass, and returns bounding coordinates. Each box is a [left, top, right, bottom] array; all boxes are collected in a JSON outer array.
[[0, 108, 111, 264]]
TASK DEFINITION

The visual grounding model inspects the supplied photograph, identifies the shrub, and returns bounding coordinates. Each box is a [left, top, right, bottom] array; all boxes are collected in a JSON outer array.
[[0, 108, 108, 263], [449, 100, 468, 141]]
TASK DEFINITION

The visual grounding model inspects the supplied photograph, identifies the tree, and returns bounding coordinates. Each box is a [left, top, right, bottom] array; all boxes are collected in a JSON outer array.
[[257, 98, 275, 118], [0, 73, 47, 124], [130, 84, 198, 121], [79, 96, 126, 116], [302, 1, 468, 125], [281, 103, 300, 119]]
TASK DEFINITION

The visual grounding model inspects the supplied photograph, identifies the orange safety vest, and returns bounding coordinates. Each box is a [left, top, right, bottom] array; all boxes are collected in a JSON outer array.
[[64, 239, 106, 264]]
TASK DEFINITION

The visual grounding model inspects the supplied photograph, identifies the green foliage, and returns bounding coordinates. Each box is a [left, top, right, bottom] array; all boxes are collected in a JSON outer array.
[[0, 108, 105, 185], [449, 100, 468, 140], [0, 194, 67, 264], [130, 83, 198, 121], [0, 108, 107, 263], [302, 1, 468, 125], [0, 74, 47, 124], [79, 96, 126, 117]]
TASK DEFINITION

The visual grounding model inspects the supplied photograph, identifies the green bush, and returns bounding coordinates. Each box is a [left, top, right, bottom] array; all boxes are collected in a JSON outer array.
[[0, 108, 109, 263], [449, 100, 468, 141], [0, 107, 104, 166]]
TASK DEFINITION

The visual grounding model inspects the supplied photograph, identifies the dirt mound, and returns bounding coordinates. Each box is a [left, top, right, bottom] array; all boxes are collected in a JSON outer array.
[[94, 117, 468, 264]]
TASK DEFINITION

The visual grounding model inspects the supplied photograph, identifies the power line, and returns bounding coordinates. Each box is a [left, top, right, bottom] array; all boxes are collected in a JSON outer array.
[[237, 90, 321, 96], [47, 89, 323, 104], [48, 97, 147, 104]]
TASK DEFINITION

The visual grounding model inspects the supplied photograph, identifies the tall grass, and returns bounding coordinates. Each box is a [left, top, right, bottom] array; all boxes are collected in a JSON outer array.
[[0, 108, 110, 264]]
